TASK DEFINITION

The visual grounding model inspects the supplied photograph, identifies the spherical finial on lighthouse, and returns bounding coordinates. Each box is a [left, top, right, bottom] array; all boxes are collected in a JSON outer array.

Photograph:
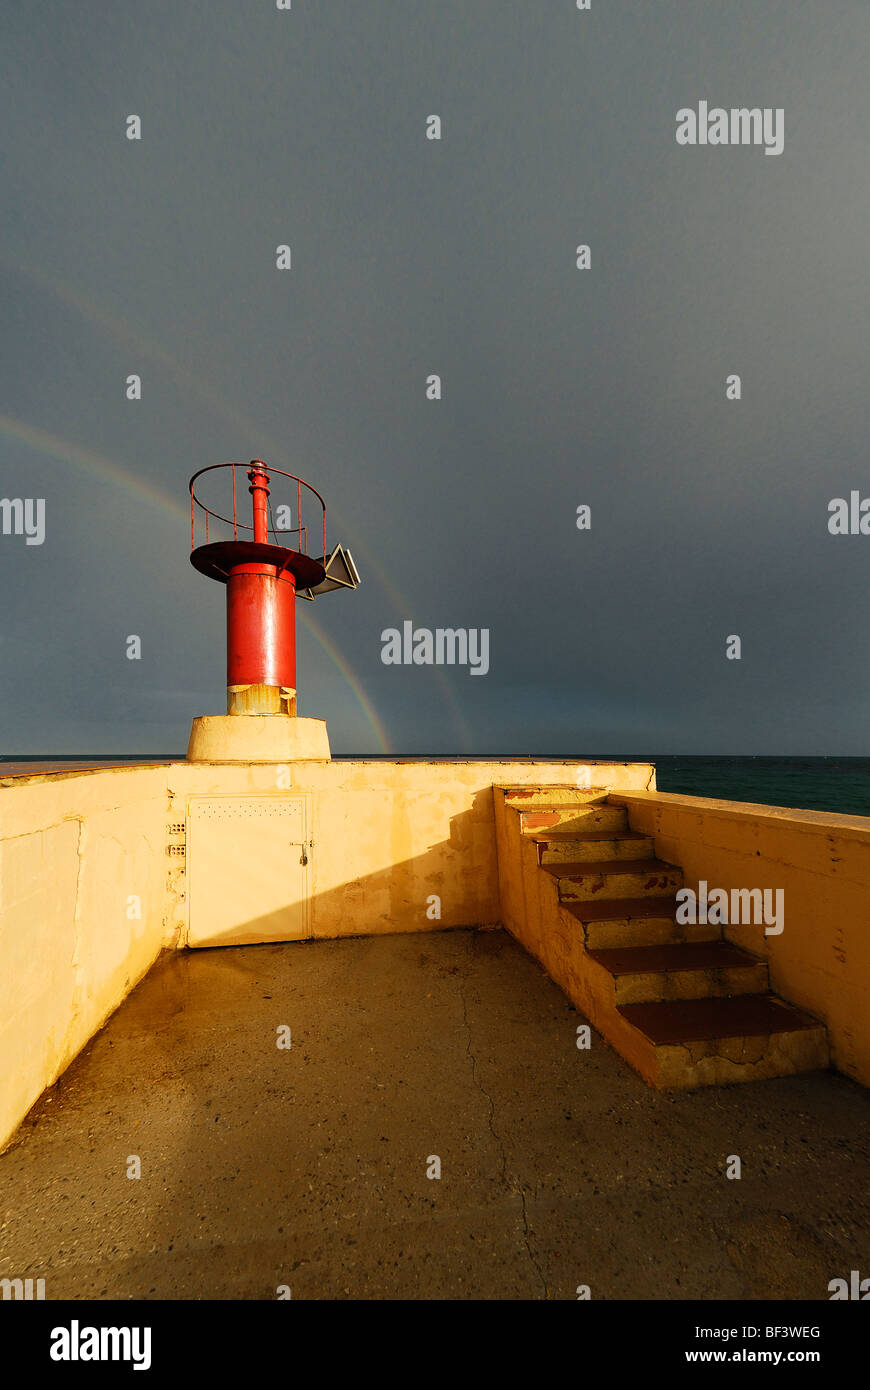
[[185, 460, 359, 763]]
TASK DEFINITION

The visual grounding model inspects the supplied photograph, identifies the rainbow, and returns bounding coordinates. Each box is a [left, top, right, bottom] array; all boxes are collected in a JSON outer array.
[[0, 413, 392, 755], [0, 253, 474, 750]]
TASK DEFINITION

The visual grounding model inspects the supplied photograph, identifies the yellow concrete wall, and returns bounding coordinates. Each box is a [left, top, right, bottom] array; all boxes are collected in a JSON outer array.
[[611, 791, 870, 1087], [492, 788, 676, 1085], [168, 759, 654, 945], [0, 766, 172, 1151], [493, 787, 585, 997], [0, 757, 652, 1146], [14, 763, 865, 1137]]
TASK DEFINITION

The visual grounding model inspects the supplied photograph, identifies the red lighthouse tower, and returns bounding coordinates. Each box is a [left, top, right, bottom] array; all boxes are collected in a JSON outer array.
[[186, 460, 359, 761]]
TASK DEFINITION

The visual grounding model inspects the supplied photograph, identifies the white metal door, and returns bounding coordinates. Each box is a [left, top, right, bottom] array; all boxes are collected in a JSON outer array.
[[187, 797, 310, 947]]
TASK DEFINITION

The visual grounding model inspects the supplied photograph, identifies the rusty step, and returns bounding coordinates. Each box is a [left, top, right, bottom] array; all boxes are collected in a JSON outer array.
[[503, 787, 611, 807], [518, 803, 629, 835], [543, 857, 682, 902], [560, 896, 718, 949], [533, 829, 653, 863], [587, 939, 769, 1004], [619, 993, 822, 1045], [613, 994, 829, 1089]]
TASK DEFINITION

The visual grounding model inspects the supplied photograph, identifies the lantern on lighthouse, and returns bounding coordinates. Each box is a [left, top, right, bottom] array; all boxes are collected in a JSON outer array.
[[186, 459, 359, 762]]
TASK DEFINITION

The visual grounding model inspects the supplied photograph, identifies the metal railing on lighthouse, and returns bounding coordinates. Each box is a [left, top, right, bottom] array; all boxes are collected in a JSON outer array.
[[189, 460, 360, 715]]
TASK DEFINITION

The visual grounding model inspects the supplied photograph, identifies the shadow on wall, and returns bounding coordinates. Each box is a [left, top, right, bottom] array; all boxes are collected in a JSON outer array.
[[186, 791, 503, 947]]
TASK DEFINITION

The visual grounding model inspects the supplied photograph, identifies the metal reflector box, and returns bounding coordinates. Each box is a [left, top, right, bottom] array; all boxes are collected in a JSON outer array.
[[186, 797, 310, 947]]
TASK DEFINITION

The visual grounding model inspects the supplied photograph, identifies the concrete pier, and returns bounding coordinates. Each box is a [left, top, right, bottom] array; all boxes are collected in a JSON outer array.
[[1, 929, 868, 1300]]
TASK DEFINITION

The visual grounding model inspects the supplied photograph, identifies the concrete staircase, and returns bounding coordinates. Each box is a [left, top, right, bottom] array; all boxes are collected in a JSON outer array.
[[495, 786, 829, 1090]]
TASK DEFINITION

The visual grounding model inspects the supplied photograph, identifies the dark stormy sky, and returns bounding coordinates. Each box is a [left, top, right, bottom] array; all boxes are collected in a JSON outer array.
[[2, 2, 869, 757]]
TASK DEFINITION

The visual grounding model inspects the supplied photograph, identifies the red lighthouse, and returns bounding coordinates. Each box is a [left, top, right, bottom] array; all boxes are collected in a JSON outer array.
[[187, 460, 359, 760]]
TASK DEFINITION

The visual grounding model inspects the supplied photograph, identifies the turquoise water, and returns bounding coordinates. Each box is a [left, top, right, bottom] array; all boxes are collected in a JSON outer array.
[[653, 757, 870, 817]]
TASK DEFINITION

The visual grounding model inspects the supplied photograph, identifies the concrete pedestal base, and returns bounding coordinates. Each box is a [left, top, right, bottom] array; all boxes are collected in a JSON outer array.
[[186, 715, 331, 763]]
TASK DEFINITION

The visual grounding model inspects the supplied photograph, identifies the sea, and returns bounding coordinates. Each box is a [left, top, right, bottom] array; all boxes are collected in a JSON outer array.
[[653, 756, 870, 818], [2, 754, 870, 817]]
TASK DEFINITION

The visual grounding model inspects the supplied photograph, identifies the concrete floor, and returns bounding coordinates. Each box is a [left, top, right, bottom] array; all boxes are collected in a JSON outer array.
[[2, 928, 869, 1300]]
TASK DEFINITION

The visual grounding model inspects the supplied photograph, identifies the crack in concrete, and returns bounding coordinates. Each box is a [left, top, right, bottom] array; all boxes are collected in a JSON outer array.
[[459, 947, 548, 1298]]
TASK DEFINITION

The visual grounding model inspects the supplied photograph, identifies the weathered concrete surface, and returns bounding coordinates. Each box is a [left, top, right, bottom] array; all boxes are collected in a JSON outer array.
[[0, 758, 652, 1147], [1, 929, 869, 1301], [494, 791, 831, 1089], [186, 714, 330, 762], [611, 791, 870, 1087], [0, 765, 172, 1157]]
